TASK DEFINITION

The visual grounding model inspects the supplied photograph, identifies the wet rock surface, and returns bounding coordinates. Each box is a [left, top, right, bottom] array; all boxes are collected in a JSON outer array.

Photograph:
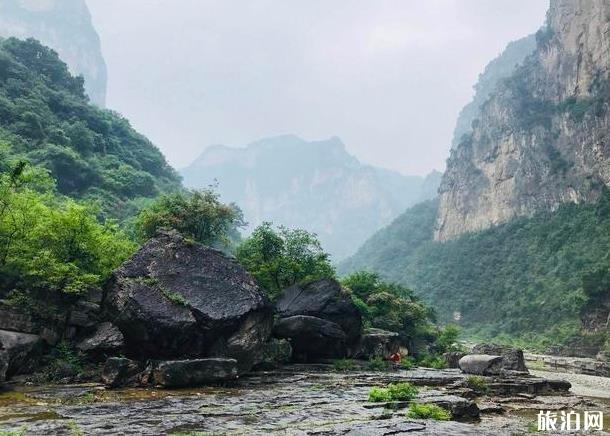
[[275, 278, 362, 353], [274, 315, 348, 361], [102, 230, 272, 372], [0, 330, 45, 382], [0, 364, 600, 435], [354, 328, 400, 360], [152, 358, 238, 388], [76, 322, 124, 359]]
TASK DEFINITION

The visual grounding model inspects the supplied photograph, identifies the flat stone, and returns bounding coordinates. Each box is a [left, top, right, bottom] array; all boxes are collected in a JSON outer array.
[[152, 358, 238, 388]]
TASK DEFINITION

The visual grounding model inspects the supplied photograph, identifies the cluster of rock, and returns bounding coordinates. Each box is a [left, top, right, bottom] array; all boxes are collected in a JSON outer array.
[[1, 230, 398, 388]]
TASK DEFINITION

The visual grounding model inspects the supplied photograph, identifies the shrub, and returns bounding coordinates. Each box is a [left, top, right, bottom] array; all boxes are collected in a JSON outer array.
[[386, 382, 419, 401], [368, 382, 418, 402], [406, 403, 451, 420], [401, 357, 416, 370], [368, 356, 390, 371], [417, 354, 445, 369], [465, 375, 489, 393], [333, 358, 356, 372], [368, 387, 392, 403]]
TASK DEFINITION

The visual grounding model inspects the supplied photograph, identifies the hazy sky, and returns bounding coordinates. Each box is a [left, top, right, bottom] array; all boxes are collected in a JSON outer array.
[[86, 0, 548, 176]]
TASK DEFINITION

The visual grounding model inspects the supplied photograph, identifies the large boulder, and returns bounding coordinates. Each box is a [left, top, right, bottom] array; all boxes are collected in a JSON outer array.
[[273, 315, 348, 361], [354, 328, 400, 360], [0, 330, 45, 382], [458, 354, 504, 375], [275, 278, 362, 352], [101, 357, 146, 388], [471, 344, 528, 372], [102, 230, 272, 373], [152, 358, 238, 388], [76, 322, 124, 360]]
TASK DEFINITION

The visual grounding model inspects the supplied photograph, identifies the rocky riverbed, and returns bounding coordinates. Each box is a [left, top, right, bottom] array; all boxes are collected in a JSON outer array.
[[1, 364, 607, 435]]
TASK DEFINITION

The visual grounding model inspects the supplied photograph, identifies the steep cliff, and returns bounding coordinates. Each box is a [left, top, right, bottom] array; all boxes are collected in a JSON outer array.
[[436, 0, 610, 241], [451, 34, 536, 149], [0, 0, 107, 106], [181, 135, 440, 260]]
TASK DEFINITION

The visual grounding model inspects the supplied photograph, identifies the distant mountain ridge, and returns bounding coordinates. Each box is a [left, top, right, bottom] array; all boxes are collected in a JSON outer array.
[[0, 0, 107, 106], [181, 135, 441, 260]]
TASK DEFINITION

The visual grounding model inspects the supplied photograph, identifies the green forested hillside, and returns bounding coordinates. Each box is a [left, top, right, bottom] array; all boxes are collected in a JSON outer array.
[[0, 37, 181, 218], [340, 192, 610, 348]]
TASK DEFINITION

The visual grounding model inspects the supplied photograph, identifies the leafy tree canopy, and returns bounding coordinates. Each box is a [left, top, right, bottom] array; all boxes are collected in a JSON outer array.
[[0, 155, 136, 306], [235, 222, 335, 299], [0, 37, 181, 219], [135, 189, 245, 249]]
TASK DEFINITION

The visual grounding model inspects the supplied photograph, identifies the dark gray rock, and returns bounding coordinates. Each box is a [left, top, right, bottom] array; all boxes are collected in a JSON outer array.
[[76, 322, 124, 359], [102, 230, 272, 372], [255, 338, 293, 369], [0, 329, 45, 382], [472, 344, 527, 372], [152, 358, 238, 388], [101, 357, 146, 388], [444, 351, 466, 369], [459, 355, 504, 375], [417, 390, 480, 421], [273, 315, 348, 361], [354, 328, 400, 360], [68, 301, 101, 328], [275, 278, 362, 351]]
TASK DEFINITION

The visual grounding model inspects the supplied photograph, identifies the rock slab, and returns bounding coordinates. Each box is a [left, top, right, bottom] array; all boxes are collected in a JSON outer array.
[[152, 358, 238, 388]]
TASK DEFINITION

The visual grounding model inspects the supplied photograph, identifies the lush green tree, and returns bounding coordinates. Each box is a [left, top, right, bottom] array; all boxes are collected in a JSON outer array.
[[0, 158, 136, 303], [0, 37, 181, 219], [341, 271, 435, 350], [135, 189, 245, 249], [235, 223, 335, 298]]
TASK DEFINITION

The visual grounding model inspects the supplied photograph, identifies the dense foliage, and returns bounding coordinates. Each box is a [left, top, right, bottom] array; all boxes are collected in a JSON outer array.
[[340, 192, 610, 349], [0, 155, 135, 307], [135, 189, 245, 249], [341, 271, 435, 347], [235, 223, 335, 299], [0, 37, 181, 218]]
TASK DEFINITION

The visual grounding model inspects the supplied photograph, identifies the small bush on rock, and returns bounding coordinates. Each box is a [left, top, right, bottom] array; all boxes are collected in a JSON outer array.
[[368, 382, 418, 402], [407, 403, 451, 420], [466, 375, 489, 393]]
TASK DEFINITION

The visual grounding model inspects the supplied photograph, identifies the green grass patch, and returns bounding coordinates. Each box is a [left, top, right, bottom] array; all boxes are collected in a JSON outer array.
[[368, 356, 390, 371], [333, 358, 356, 372], [368, 382, 419, 402], [406, 403, 451, 420]]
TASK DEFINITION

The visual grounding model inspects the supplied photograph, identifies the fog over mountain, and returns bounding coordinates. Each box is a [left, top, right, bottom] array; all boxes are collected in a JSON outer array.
[[86, 0, 548, 176], [181, 135, 441, 260], [0, 0, 107, 106]]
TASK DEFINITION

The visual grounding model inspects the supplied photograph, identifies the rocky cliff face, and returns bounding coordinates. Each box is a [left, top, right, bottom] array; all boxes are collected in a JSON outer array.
[[451, 34, 536, 149], [0, 0, 107, 106], [436, 0, 610, 241], [181, 135, 440, 260]]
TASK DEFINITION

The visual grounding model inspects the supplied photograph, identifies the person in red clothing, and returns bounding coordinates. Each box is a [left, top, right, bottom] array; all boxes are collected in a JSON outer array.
[[389, 351, 401, 369]]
